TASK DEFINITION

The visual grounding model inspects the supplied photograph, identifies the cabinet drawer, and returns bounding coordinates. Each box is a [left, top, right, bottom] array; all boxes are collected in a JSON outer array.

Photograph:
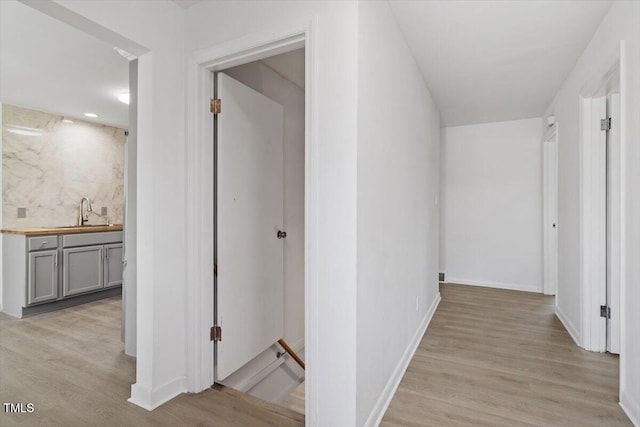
[[63, 231, 123, 248], [28, 236, 58, 251]]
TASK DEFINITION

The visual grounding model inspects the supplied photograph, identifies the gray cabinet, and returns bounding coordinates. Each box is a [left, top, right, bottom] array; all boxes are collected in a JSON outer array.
[[28, 250, 58, 304], [104, 244, 123, 288], [2, 229, 123, 318], [63, 245, 104, 296]]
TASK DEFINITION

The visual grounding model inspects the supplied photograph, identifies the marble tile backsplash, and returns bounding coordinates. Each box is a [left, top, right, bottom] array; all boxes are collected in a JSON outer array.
[[2, 104, 126, 228]]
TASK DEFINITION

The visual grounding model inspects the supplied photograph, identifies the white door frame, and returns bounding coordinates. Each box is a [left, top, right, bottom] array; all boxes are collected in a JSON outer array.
[[580, 95, 607, 352], [542, 125, 558, 296], [606, 92, 621, 354], [184, 21, 317, 420], [579, 53, 621, 353]]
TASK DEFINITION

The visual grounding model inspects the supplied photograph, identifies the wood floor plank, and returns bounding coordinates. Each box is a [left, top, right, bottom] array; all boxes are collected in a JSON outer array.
[[281, 381, 305, 415], [381, 283, 632, 426], [0, 297, 303, 427], [2, 285, 630, 426]]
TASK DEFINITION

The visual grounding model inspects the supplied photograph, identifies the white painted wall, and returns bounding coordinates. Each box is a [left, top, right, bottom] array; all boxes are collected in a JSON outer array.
[[440, 118, 543, 292], [542, 1, 640, 423], [186, 2, 360, 425], [123, 59, 138, 357], [356, 2, 441, 425], [0, 102, 4, 312], [224, 54, 305, 348]]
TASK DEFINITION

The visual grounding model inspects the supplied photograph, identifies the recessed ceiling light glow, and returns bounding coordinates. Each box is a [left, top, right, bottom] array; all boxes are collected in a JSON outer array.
[[62, 119, 74, 124], [84, 113, 99, 118], [118, 92, 130, 105]]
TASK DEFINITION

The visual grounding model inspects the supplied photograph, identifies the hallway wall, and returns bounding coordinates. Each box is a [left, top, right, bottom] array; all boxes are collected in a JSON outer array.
[[542, 1, 640, 422], [440, 118, 543, 292], [356, 2, 441, 425]]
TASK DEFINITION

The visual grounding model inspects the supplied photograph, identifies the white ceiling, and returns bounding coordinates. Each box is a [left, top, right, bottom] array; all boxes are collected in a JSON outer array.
[[262, 49, 305, 89], [0, 0, 129, 128], [389, 0, 613, 126], [1, 1, 613, 130]]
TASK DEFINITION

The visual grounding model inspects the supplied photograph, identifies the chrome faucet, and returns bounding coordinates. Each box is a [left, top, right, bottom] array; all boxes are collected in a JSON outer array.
[[78, 197, 93, 226]]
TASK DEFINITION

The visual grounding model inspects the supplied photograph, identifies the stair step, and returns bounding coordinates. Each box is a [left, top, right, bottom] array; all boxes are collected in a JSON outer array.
[[212, 384, 305, 425]]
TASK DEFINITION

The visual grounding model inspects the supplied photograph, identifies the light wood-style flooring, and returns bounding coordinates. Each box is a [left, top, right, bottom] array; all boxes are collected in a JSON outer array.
[[0, 297, 303, 427], [282, 381, 305, 415], [381, 283, 632, 426], [1, 286, 631, 426]]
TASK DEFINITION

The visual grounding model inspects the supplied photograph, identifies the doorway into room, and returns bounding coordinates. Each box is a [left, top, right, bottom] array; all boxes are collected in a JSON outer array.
[[212, 48, 307, 415]]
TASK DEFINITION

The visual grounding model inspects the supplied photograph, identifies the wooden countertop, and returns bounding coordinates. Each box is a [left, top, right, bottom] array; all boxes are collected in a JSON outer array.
[[1, 225, 123, 236]]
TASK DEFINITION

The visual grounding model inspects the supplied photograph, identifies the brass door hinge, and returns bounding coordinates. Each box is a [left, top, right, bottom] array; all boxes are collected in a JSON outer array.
[[210, 99, 221, 114], [210, 325, 222, 342]]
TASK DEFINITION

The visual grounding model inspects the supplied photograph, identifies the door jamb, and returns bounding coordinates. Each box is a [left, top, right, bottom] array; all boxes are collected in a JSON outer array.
[[542, 125, 558, 296], [184, 20, 318, 422], [579, 51, 621, 353]]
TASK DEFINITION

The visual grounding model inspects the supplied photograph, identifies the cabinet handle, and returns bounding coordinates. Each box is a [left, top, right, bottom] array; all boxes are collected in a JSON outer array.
[[41, 241, 49, 247], [105, 250, 109, 262], [53, 253, 57, 269]]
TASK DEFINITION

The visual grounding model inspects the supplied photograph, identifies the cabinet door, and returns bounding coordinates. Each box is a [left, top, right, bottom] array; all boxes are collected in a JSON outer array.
[[63, 245, 103, 296], [28, 250, 59, 304], [104, 244, 123, 288]]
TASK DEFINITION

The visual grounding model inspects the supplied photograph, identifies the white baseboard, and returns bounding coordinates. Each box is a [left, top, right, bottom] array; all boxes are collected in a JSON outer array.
[[620, 389, 640, 427], [555, 305, 581, 347], [129, 376, 186, 411], [446, 277, 542, 293], [364, 292, 442, 427]]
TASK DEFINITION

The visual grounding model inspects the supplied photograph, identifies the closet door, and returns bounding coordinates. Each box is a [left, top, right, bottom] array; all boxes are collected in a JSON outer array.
[[215, 72, 284, 381]]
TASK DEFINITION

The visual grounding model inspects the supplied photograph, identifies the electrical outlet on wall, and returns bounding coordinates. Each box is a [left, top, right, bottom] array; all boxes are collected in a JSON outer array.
[[101, 207, 108, 216], [17, 208, 27, 218]]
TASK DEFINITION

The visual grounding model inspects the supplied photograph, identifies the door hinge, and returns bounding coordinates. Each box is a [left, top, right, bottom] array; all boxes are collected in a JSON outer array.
[[600, 305, 611, 319], [210, 325, 222, 342], [600, 117, 611, 131], [210, 99, 221, 115]]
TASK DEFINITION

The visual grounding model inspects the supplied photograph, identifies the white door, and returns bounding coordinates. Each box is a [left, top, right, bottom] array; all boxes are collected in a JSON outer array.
[[606, 93, 621, 354], [543, 130, 558, 296], [216, 72, 285, 381]]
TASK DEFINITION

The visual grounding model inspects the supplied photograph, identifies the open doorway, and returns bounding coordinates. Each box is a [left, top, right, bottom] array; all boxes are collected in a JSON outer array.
[[0, 0, 138, 415], [211, 49, 306, 414]]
